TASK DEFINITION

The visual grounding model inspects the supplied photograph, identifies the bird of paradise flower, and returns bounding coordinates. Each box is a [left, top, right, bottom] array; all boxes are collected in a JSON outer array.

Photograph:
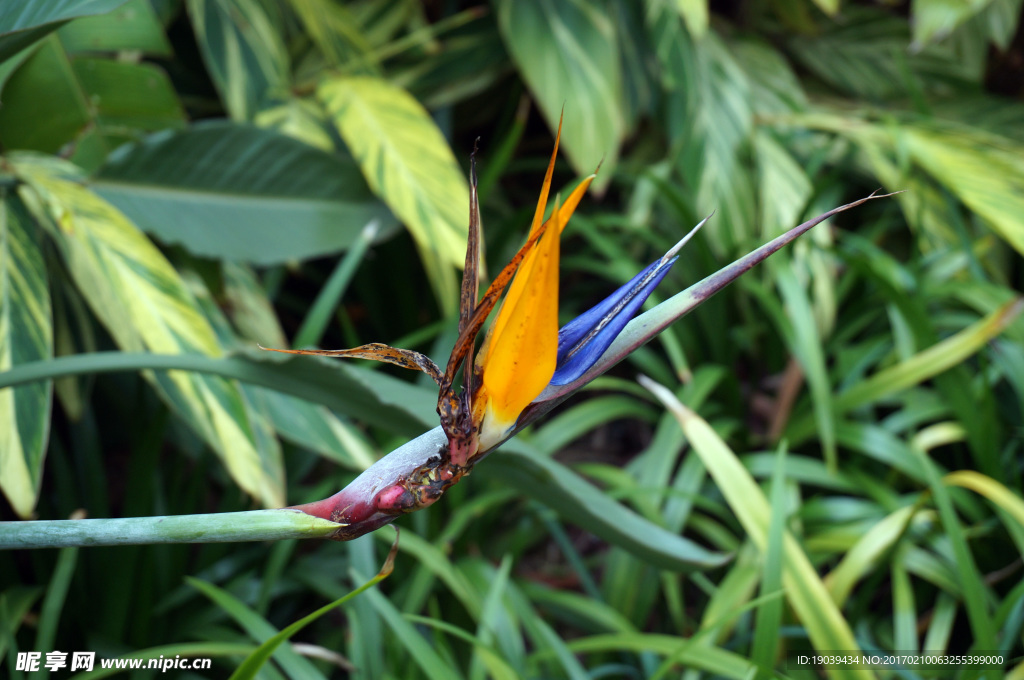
[[262, 121, 894, 540]]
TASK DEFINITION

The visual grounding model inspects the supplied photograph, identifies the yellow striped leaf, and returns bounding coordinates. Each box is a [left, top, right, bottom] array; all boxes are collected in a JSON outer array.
[[12, 153, 284, 508], [0, 190, 53, 517], [318, 75, 468, 315]]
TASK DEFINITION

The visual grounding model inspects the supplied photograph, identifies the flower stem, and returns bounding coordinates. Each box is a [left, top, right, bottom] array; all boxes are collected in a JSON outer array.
[[0, 509, 345, 549]]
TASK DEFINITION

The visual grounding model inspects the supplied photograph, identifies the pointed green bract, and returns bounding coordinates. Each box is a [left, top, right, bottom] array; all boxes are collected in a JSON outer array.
[[318, 75, 469, 315], [0, 190, 53, 518], [12, 154, 285, 508]]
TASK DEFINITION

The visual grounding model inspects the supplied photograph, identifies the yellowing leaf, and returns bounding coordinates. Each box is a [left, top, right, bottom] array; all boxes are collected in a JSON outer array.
[[905, 126, 1024, 257], [12, 154, 284, 508], [318, 75, 469, 315]]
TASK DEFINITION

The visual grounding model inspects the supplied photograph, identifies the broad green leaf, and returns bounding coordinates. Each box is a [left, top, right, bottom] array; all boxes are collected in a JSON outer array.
[[245, 385, 377, 470], [92, 122, 394, 264], [318, 75, 468, 315], [70, 58, 185, 132], [665, 28, 754, 253], [911, 0, 994, 47], [0, 35, 90, 154], [186, 0, 290, 120], [12, 154, 285, 508], [0, 35, 184, 167], [904, 125, 1024, 256], [0, 586, 42, 661], [0, 0, 131, 63], [0, 190, 53, 518], [641, 376, 874, 680], [913, 443, 997, 649], [770, 261, 837, 469], [57, 0, 172, 55], [0, 41, 38, 95], [788, 8, 979, 98], [495, 0, 625, 192], [397, 17, 508, 110]]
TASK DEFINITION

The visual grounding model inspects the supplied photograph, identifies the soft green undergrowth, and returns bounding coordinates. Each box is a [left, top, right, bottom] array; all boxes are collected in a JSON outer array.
[[2, 0, 1024, 678]]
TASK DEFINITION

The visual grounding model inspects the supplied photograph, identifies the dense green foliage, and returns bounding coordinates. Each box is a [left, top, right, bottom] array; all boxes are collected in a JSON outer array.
[[2, 0, 1023, 677]]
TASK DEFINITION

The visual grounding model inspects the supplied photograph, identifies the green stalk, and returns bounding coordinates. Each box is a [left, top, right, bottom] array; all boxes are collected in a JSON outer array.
[[0, 509, 345, 549]]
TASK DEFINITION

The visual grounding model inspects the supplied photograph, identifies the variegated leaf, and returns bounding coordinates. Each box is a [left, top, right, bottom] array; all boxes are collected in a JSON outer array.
[[11, 153, 285, 508], [318, 75, 468, 316], [0, 189, 53, 517]]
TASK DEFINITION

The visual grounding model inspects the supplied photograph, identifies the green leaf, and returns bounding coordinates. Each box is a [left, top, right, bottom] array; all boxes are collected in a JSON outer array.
[[187, 578, 325, 679], [221, 262, 286, 348], [824, 505, 920, 607], [913, 442, 996, 649], [670, 0, 709, 37], [482, 442, 730, 572], [318, 75, 468, 315], [495, 0, 625, 192], [0, 0, 131, 63], [0, 35, 90, 153], [753, 131, 812, 235], [362, 585, 464, 679], [228, 532, 398, 680], [641, 376, 874, 680], [70, 58, 185, 131], [910, 0, 994, 46], [253, 97, 335, 151], [0, 349, 438, 437], [834, 299, 1024, 411], [92, 122, 394, 264], [0, 190, 53, 518], [0, 35, 184, 165], [244, 385, 377, 470], [563, 632, 753, 678], [667, 30, 754, 253], [13, 154, 285, 508], [186, 0, 289, 120], [904, 125, 1024, 256], [57, 0, 172, 55], [944, 471, 1024, 539], [770, 260, 837, 469]]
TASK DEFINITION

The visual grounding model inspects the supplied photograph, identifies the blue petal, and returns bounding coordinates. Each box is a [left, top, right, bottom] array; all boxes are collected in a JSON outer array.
[[550, 256, 678, 386]]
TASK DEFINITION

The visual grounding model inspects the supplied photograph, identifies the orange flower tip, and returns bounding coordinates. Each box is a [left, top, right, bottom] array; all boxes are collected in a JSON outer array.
[[662, 213, 713, 264]]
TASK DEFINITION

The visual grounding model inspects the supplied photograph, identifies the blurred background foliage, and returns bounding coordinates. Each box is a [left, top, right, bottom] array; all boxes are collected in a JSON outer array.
[[1, 0, 1023, 677]]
